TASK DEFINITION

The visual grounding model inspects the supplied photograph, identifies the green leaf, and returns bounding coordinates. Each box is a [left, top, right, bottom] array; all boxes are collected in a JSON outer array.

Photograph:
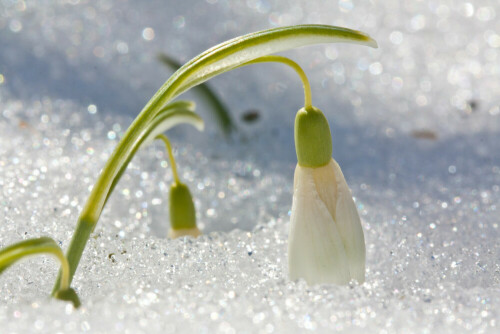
[[150, 25, 377, 112], [142, 102, 204, 146], [102, 101, 203, 209], [158, 53, 234, 135], [0, 237, 81, 307], [0, 237, 63, 274]]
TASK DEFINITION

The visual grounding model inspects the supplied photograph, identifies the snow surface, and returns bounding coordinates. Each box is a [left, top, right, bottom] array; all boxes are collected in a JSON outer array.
[[0, 0, 498, 333]]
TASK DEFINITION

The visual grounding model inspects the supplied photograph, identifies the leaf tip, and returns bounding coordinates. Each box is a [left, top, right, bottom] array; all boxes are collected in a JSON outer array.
[[366, 36, 378, 49], [196, 119, 205, 132]]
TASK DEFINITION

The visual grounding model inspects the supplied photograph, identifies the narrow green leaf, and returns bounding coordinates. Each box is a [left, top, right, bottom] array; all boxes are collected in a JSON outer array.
[[0, 237, 81, 307], [150, 25, 377, 112], [158, 53, 235, 135], [142, 104, 204, 146], [102, 101, 203, 209], [0, 237, 63, 274], [157, 53, 183, 70]]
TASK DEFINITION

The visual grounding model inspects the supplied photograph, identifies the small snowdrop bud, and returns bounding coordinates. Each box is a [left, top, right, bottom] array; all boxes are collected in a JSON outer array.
[[289, 106, 366, 285], [168, 182, 201, 239], [156, 134, 201, 239]]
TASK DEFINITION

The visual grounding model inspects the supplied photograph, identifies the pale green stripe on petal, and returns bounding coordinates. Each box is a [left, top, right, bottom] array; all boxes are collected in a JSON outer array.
[[330, 159, 366, 283]]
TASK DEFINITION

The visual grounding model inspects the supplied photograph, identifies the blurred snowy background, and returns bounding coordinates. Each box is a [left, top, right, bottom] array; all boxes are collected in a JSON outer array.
[[0, 0, 498, 333]]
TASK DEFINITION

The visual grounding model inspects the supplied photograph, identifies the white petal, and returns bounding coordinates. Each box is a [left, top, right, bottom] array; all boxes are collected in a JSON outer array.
[[330, 159, 366, 283], [311, 159, 366, 283], [288, 164, 350, 285], [312, 159, 338, 218]]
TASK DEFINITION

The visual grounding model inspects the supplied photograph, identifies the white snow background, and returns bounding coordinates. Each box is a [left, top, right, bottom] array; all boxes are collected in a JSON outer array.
[[0, 0, 498, 333]]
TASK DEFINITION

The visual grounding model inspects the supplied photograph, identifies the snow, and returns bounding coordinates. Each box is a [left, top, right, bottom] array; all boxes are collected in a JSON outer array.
[[0, 0, 498, 333]]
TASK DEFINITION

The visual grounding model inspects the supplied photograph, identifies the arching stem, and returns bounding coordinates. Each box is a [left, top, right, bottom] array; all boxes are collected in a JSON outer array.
[[0, 237, 71, 292], [56, 250, 71, 291], [241, 55, 313, 110], [0, 237, 81, 307], [156, 134, 181, 184]]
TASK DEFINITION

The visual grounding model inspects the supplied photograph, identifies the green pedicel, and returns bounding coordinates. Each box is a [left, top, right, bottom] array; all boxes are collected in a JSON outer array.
[[156, 134, 198, 232]]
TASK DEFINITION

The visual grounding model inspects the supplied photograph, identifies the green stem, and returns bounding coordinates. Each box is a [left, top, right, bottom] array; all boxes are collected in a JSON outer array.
[[51, 219, 93, 295], [56, 249, 71, 291], [156, 134, 181, 184], [241, 55, 313, 109]]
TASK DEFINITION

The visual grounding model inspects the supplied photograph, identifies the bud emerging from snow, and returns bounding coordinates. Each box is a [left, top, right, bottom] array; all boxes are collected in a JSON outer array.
[[168, 182, 201, 239], [156, 134, 201, 239], [288, 107, 365, 285]]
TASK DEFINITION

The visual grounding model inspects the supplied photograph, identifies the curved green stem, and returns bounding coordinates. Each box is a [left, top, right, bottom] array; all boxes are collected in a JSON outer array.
[[0, 237, 71, 291], [101, 101, 197, 211], [156, 134, 180, 184], [239, 55, 312, 110], [158, 53, 235, 135]]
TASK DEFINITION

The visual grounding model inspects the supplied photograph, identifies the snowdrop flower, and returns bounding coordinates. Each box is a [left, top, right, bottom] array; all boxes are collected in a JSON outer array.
[[288, 106, 365, 285], [157, 134, 201, 239]]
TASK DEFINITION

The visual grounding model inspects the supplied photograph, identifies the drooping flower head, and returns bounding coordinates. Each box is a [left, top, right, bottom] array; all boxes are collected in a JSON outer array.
[[157, 134, 201, 239], [168, 181, 201, 239], [289, 106, 365, 285]]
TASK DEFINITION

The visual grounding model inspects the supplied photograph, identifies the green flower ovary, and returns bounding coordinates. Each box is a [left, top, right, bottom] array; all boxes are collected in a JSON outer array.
[[294, 106, 332, 168], [169, 182, 197, 230]]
